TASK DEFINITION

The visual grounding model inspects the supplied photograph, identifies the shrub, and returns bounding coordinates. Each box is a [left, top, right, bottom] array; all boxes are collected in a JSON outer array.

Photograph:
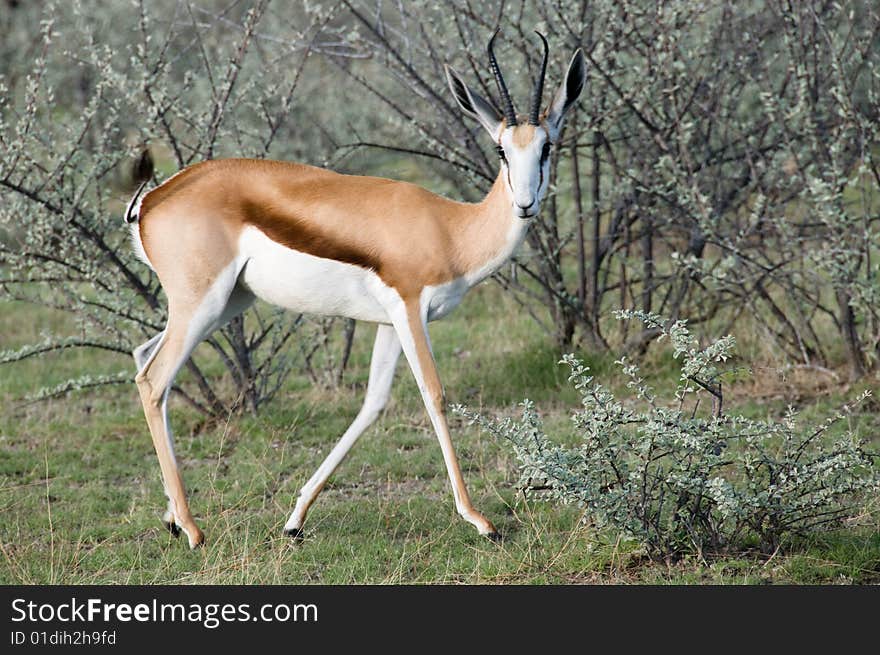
[[456, 311, 879, 560], [0, 1, 349, 416]]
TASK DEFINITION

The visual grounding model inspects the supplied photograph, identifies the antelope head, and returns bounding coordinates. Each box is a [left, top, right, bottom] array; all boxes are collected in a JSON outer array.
[[445, 31, 587, 219]]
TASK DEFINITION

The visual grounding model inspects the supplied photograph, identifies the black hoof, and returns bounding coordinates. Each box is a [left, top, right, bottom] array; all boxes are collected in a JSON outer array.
[[284, 527, 304, 542], [485, 531, 503, 543], [163, 520, 181, 538]]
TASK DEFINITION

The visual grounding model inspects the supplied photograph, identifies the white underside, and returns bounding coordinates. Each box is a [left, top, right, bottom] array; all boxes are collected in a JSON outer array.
[[237, 226, 470, 324]]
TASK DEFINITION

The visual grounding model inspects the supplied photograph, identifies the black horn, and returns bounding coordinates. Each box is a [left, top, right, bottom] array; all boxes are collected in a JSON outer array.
[[488, 30, 517, 127], [528, 31, 549, 125]]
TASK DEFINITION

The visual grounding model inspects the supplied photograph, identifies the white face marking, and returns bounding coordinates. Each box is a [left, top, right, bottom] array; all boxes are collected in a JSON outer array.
[[498, 126, 552, 219]]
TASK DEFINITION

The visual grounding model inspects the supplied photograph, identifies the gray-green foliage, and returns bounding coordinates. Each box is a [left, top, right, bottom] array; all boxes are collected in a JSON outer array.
[[457, 311, 879, 559], [335, 0, 880, 376], [0, 0, 347, 415], [2, 0, 879, 417]]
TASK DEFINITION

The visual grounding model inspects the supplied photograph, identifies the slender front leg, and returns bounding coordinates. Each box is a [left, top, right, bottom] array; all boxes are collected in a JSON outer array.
[[388, 297, 498, 538], [284, 323, 402, 537]]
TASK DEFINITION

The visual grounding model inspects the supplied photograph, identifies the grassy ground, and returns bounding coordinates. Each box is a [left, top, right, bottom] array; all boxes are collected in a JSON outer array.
[[1, 284, 879, 584]]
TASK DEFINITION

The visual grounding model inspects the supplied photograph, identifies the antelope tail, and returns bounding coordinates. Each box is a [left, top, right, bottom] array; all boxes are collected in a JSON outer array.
[[124, 148, 155, 224]]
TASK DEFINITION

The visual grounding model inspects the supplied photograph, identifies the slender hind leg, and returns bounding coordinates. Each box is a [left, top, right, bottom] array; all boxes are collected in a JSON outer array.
[[136, 315, 207, 548], [284, 323, 401, 537], [133, 332, 179, 536], [135, 266, 251, 548], [133, 289, 255, 539]]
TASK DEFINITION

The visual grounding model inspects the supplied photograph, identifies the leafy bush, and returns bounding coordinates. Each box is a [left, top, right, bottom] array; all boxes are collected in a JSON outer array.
[[338, 1, 880, 375], [456, 311, 879, 560], [0, 1, 350, 415]]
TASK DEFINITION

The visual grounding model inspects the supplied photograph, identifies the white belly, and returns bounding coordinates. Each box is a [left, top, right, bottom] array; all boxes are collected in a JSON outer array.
[[238, 226, 390, 323]]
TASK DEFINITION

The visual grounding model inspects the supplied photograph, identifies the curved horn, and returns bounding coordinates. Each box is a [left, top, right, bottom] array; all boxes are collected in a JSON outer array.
[[488, 30, 517, 127], [528, 31, 549, 125]]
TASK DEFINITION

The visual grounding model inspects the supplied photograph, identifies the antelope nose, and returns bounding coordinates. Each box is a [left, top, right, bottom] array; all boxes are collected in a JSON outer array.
[[516, 199, 536, 216]]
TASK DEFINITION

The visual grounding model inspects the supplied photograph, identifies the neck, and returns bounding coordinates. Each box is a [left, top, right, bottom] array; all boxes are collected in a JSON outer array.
[[454, 170, 530, 287]]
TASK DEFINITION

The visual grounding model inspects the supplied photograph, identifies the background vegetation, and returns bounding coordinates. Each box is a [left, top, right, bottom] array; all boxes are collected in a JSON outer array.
[[1, 0, 878, 583]]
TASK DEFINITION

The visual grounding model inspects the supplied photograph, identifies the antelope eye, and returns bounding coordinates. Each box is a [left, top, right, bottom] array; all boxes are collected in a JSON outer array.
[[541, 142, 552, 161], [496, 145, 507, 162]]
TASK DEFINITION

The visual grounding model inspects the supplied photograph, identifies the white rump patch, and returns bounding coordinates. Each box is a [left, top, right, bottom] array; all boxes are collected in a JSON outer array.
[[129, 222, 154, 271]]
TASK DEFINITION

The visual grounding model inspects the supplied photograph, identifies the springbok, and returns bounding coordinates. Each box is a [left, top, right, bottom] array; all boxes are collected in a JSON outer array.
[[126, 32, 586, 548]]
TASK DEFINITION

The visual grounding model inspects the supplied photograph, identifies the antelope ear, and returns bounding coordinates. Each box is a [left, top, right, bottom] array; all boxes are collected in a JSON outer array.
[[545, 49, 587, 139], [445, 65, 503, 138]]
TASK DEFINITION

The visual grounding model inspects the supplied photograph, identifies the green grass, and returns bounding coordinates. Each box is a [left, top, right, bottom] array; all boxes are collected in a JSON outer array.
[[1, 285, 878, 584]]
